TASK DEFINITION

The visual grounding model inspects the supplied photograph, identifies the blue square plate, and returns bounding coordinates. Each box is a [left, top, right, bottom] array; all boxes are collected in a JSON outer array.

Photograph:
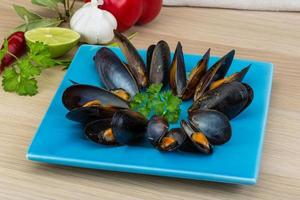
[[27, 44, 273, 185]]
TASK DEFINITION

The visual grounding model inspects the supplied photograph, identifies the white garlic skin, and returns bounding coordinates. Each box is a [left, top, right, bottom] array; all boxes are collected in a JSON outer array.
[[70, 0, 117, 44]]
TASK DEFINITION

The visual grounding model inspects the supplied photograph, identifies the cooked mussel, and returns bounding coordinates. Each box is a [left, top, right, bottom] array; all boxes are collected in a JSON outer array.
[[111, 109, 147, 145], [169, 43, 211, 100], [189, 109, 232, 145], [194, 50, 235, 101], [148, 41, 171, 86], [84, 118, 117, 145], [180, 120, 212, 154], [66, 102, 121, 124], [189, 82, 253, 119], [114, 30, 148, 88], [159, 128, 186, 152], [62, 84, 129, 110], [181, 49, 210, 100], [169, 42, 187, 98], [209, 65, 250, 90], [146, 116, 186, 152], [94, 47, 139, 98], [146, 116, 169, 146], [147, 44, 156, 73], [110, 88, 131, 102]]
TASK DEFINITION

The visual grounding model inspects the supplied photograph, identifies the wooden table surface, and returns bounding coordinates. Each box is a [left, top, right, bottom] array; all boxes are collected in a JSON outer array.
[[0, 1, 300, 199]]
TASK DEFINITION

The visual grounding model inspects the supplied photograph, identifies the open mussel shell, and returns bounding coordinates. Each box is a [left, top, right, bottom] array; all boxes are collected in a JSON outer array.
[[114, 30, 147, 88], [110, 88, 131, 102], [189, 109, 232, 145], [194, 50, 235, 101], [62, 84, 129, 110], [147, 44, 156, 73], [66, 105, 120, 124], [111, 109, 147, 145], [169, 42, 187, 98], [148, 40, 171, 86], [180, 120, 213, 154], [84, 118, 117, 145], [209, 65, 250, 90], [190, 82, 254, 119], [146, 116, 186, 152], [158, 128, 186, 152], [146, 116, 169, 146], [208, 50, 235, 82], [94, 47, 139, 98], [181, 49, 210, 100]]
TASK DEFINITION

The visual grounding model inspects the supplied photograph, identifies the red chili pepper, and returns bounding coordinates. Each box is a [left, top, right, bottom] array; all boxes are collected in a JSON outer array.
[[0, 31, 26, 73]]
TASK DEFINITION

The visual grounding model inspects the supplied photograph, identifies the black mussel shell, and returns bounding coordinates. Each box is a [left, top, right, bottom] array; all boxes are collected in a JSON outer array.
[[66, 106, 120, 124], [111, 109, 147, 145], [84, 118, 117, 145], [95, 47, 139, 98], [209, 65, 250, 90], [158, 128, 186, 152], [146, 116, 169, 146], [149, 40, 171, 86], [180, 120, 213, 154], [193, 50, 235, 101], [62, 84, 129, 110], [190, 82, 254, 119], [181, 49, 210, 100], [147, 44, 156, 73], [209, 50, 235, 82], [189, 109, 232, 145], [169, 42, 187, 97], [114, 30, 147, 88]]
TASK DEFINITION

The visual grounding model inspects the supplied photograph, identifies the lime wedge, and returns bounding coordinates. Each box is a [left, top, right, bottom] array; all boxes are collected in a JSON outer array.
[[25, 27, 80, 58]]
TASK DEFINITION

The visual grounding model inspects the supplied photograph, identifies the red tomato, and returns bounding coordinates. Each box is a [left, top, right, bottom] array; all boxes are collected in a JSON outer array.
[[85, 0, 143, 32], [83, 0, 162, 32], [137, 0, 162, 25]]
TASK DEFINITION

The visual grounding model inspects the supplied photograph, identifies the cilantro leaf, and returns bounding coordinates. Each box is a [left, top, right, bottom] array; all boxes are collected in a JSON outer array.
[[2, 41, 69, 96], [17, 77, 38, 96], [2, 67, 19, 92], [19, 58, 41, 77]]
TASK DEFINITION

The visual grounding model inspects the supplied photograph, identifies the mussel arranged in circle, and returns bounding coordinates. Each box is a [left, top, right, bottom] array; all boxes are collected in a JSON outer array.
[[84, 109, 147, 145], [189, 109, 232, 145], [147, 41, 171, 87], [147, 116, 186, 152], [62, 84, 129, 110], [62, 31, 255, 155], [189, 81, 254, 119], [180, 120, 213, 154], [94, 47, 139, 98]]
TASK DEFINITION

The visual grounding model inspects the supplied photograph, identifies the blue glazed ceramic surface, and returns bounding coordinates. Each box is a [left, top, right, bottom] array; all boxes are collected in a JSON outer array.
[[27, 45, 273, 185]]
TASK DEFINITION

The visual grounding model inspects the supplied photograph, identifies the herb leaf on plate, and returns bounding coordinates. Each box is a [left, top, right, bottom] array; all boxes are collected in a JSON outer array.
[[130, 83, 182, 123]]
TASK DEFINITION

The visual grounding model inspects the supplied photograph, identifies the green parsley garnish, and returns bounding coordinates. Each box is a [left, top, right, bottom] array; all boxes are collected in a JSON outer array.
[[1, 40, 70, 96], [130, 84, 182, 123]]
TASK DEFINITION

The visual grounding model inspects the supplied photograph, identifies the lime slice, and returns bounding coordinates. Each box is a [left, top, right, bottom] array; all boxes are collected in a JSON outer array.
[[25, 27, 80, 58]]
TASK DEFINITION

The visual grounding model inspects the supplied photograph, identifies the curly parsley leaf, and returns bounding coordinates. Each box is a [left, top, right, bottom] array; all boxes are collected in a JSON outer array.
[[130, 84, 182, 123]]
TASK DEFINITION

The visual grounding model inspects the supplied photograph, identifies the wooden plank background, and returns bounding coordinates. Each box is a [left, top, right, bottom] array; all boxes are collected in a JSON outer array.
[[0, 0, 299, 199]]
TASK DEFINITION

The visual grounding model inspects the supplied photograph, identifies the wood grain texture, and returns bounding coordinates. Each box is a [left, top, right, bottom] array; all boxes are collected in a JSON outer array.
[[0, 0, 300, 199]]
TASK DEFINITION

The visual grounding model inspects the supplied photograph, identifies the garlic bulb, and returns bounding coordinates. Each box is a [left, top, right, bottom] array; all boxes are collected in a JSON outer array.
[[70, 0, 117, 44]]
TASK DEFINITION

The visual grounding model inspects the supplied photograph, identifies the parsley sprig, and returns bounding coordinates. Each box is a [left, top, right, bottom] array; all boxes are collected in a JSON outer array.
[[130, 84, 182, 123], [1, 40, 70, 96]]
